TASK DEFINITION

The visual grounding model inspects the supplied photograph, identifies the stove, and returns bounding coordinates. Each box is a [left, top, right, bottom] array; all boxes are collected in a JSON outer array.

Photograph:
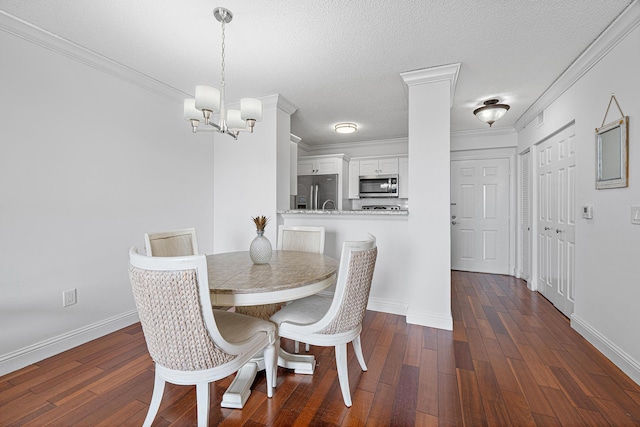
[[361, 205, 401, 211]]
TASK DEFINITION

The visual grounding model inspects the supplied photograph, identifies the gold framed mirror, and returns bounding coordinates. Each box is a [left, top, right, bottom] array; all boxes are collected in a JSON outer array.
[[596, 116, 629, 189]]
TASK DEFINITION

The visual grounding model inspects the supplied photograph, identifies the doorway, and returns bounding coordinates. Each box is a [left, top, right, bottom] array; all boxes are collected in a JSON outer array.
[[450, 157, 510, 274]]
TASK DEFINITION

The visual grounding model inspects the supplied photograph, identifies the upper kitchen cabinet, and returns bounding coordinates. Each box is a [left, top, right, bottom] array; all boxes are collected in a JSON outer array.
[[359, 157, 399, 176], [298, 156, 343, 175]]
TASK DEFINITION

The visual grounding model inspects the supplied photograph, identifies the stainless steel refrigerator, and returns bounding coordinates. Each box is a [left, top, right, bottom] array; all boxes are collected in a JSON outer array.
[[296, 174, 338, 210]]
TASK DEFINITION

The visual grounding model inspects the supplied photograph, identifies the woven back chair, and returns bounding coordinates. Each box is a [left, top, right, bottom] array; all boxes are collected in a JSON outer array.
[[270, 234, 377, 407], [145, 227, 199, 256], [277, 225, 326, 353], [277, 225, 325, 254], [129, 247, 277, 427]]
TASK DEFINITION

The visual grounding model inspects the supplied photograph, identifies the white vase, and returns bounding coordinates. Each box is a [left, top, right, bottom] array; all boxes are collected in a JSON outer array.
[[250, 230, 272, 264]]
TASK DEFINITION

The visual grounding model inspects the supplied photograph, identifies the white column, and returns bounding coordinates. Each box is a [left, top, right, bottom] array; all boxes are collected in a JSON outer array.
[[213, 94, 298, 253], [401, 64, 460, 330]]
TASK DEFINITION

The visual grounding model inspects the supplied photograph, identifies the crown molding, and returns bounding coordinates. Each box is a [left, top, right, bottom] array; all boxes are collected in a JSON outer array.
[[302, 137, 408, 155], [451, 126, 517, 139], [400, 63, 461, 107], [261, 94, 298, 115], [514, 0, 640, 132], [0, 11, 190, 103]]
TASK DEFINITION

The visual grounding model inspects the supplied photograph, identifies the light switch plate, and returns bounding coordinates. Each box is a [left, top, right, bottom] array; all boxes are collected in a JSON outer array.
[[632, 206, 640, 225]]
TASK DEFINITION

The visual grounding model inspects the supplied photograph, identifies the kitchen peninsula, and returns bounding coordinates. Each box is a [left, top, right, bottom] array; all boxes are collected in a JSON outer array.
[[278, 208, 409, 317]]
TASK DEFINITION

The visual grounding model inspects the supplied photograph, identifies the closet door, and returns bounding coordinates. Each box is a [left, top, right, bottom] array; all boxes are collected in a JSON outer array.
[[536, 125, 576, 317]]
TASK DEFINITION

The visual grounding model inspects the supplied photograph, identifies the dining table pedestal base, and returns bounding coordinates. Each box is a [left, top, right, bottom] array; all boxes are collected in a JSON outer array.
[[220, 348, 317, 408], [220, 361, 259, 409], [278, 350, 316, 374]]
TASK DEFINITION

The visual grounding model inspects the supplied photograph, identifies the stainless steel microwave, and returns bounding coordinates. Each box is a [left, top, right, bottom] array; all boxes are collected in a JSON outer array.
[[359, 175, 398, 198]]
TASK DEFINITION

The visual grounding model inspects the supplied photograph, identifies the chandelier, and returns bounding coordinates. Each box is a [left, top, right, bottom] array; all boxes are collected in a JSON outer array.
[[473, 99, 510, 127], [183, 7, 263, 139]]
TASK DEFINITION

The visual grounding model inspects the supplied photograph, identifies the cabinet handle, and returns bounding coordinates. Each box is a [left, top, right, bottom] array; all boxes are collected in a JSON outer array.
[[556, 229, 563, 233], [451, 221, 457, 225], [544, 226, 550, 230]]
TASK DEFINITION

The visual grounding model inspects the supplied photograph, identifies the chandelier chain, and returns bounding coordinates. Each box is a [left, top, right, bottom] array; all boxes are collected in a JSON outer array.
[[220, 14, 226, 88]]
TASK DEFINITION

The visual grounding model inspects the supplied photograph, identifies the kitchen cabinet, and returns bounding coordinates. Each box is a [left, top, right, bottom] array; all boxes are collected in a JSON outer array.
[[298, 156, 340, 175], [348, 160, 360, 199], [359, 157, 399, 176]]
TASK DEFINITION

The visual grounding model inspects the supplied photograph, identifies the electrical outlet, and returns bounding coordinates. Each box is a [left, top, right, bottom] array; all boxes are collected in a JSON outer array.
[[63, 289, 77, 307]]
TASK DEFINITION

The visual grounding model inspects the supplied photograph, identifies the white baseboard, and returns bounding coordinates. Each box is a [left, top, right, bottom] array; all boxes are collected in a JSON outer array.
[[571, 314, 640, 386], [366, 297, 408, 317], [406, 310, 453, 331], [0, 310, 139, 377]]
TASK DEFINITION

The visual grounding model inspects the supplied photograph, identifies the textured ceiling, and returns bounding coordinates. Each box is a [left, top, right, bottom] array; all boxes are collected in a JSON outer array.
[[1, 0, 634, 145]]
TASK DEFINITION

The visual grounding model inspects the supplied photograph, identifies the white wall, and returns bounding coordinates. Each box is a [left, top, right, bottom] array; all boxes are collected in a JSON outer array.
[[212, 96, 296, 253], [0, 16, 216, 374], [516, 2, 640, 383]]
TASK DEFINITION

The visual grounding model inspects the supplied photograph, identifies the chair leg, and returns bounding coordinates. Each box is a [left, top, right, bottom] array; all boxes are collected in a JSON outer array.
[[335, 343, 352, 407], [263, 341, 277, 398], [143, 370, 166, 427], [352, 335, 368, 371], [196, 382, 210, 427], [294, 340, 300, 354], [305, 342, 310, 352]]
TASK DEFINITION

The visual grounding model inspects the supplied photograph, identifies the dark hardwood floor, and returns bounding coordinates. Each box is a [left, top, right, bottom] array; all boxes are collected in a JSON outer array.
[[2, 271, 640, 426]]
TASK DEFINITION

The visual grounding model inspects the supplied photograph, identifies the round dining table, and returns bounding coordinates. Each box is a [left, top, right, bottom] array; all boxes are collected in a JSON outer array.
[[206, 250, 338, 408]]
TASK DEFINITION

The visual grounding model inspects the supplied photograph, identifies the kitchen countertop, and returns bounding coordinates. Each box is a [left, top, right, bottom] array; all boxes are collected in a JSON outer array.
[[278, 209, 408, 216]]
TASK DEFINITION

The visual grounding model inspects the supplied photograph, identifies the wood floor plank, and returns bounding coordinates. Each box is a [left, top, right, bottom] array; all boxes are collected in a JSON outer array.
[[438, 372, 463, 426], [484, 338, 521, 394], [364, 382, 396, 426], [403, 324, 424, 367], [457, 367, 488, 427], [416, 348, 438, 416], [437, 330, 456, 376], [473, 360, 503, 403], [389, 365, 419, 426], [507, 358, 555, 417], [500, 390, 537, 427], [541, 386, 591, 426]]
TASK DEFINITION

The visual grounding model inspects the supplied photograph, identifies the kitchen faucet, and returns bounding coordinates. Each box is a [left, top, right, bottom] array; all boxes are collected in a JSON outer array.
[[322, 199, 336, 210]]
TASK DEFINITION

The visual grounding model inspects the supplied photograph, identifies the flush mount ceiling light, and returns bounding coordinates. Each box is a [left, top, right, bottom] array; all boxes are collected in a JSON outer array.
[[334, 123, 358, 134], [473, 99, 510, 127], [183, 7, 262, 139]]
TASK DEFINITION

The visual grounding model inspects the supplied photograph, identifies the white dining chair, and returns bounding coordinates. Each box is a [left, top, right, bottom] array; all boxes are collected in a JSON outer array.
[[270, 234, 377, 407], [128, 247, 278, 426], [277, 225, 326, 352], [145, 227, 198, 257], [277, 225, 325, 254]]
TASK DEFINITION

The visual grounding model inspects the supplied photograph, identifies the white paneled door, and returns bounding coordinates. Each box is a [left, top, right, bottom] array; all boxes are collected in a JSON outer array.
[[536, 125, 576, 317], [451, 158, 510, 274]]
